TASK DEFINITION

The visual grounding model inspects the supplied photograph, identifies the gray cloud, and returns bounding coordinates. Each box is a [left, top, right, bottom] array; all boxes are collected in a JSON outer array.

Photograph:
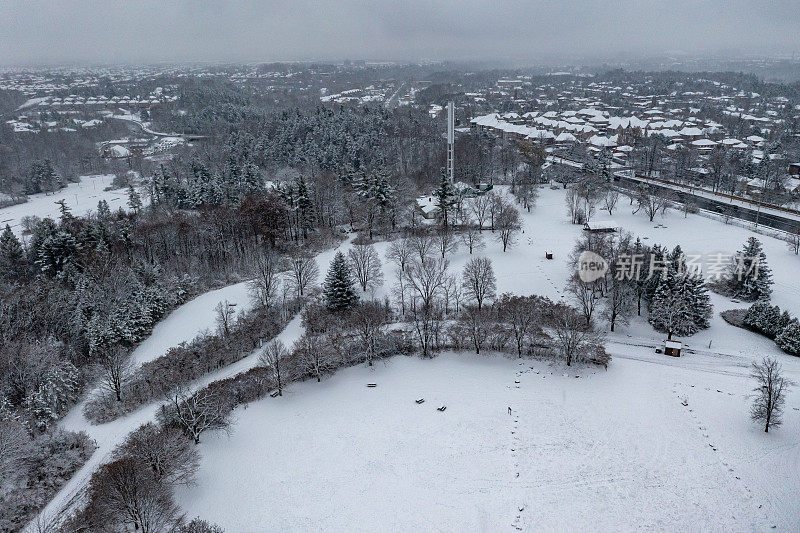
[[0, 0, 798, 65]]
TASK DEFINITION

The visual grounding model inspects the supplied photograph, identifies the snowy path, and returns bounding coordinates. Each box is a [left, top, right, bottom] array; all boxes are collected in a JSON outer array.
[[25, 239, 353, 530]]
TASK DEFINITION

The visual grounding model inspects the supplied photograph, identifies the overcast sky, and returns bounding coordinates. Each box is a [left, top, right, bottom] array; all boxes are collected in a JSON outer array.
[[1, 0, 798, 66]]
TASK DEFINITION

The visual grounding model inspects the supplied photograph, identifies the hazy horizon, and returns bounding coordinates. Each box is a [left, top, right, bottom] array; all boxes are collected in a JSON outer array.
[[1, 0, 799, 67]]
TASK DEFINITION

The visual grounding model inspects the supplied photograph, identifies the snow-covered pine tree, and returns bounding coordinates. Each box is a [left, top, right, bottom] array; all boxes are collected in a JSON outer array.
[[779, 310, 792, 332], [127, 184, 142, 214], [649, 269, 689, 339], [775, 318, 800, 356], [27, 360, 79, 430], [296, 175, 315, 238], [684, 272, 713, 332], [727, 237, 772, 301], [37, 230, 79, 277], [598, 148, 612, 182], [323, 251, 359, 312], [743, 299, 770, 333], [642, 243, 666, 306], [96, 199, 111, 219], [434, 168, 457, 230], [0, 224, 24, 280], [759, 304, 785, 338]]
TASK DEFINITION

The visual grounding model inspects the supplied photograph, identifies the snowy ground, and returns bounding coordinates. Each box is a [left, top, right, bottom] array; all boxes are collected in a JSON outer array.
[[177, 350, 799, 531], [176, 187, 800, 531], [0, 174, 130, 236], [28, 187, 800, 530]]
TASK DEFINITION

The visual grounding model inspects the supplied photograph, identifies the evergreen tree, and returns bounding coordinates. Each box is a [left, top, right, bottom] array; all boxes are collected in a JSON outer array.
[[0, 224, 24, 280], [434, 168, 457, 229], [776, 318, 800, 356], [684, 273, 713, 332], [127, 184, 142, 214], [744, 299, 770, 334], [649, 269, 690, 339], [642, 243, 666, 305], [727, 237, 772, 301], [648, 248, 712, 338], [27, 360, 79, 430], [37, 230, 79, 277], [323, 251, 359, 311], [56, 199, 74, 225], [97, 199, 111, 219], [295, 175, 315, 238], [598, 148, 612, 182]]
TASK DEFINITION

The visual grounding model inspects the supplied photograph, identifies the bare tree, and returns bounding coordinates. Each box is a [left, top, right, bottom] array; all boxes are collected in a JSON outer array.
[[602, 277, 635, 332], [470, 193, 491, 231], [750, 357, 793, 433], [87, 457, 181, 533], [214, 300, 236, 338], [348, 243, 384, 292], [786, 225, 800, 255], [286, 251, 319, 297], [409, 231, 436, 263], [386, 237, 413, 272], [163, 387, 230, 444], [497, 294, 539, 357], [636, 187, 669, 222], [459, 211, 484, 254], [350, 301, 389, 366], [114, 423, 199, 486], [566, 187, 584, 224], [405, 256, 449, 310], [405, 246, 449, 358], [602, 188, 620, 215], [461, 257, 496, 310], [409, 298, 443, 358], [250, 249, 284, 307], [565, 274, 601, 326], [461, 305, 490, 355], [495, 199, 522, 252], [295, 334, 334, 382], [434, 227, 459, 259], [98, 345, 131, 402], [552, 308, 605, 366], [260, 340, 288, 396], [392, 265, 408, 316], [442, 273, 462, 316]]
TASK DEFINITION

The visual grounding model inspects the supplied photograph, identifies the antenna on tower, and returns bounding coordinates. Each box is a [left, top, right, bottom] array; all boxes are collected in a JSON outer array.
[[446, 101, 454, 183]]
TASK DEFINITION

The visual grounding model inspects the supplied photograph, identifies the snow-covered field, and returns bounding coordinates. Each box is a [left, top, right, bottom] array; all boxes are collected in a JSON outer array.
[[175, 187, 800, 531], [177, 349, 798, 531], [0, 174, 130, 236]]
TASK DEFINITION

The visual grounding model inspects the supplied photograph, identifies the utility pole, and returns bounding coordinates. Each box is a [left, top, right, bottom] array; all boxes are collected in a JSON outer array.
[[447, 101, 455, 183]]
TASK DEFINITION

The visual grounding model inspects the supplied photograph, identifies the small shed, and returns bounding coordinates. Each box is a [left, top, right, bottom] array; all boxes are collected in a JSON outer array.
[[664, 340, 682, 357], [583, 220, 619, 233]]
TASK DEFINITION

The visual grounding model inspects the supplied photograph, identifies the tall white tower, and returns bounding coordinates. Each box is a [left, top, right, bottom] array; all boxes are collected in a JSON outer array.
[[446, 101, 455, 183]]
